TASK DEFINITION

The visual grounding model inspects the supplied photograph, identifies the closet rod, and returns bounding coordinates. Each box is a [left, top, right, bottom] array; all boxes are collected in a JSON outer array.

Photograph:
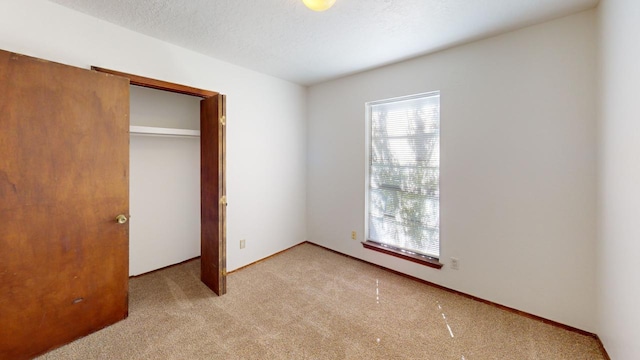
[[130, 126, 200, 137]]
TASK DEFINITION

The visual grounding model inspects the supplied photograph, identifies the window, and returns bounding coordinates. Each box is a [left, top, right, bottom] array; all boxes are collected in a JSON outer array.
[[365, 92, 441, 267]]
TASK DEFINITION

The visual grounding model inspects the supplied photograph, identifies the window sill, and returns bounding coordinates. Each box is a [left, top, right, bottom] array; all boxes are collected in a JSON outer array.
[[361, 240, 443, 269]]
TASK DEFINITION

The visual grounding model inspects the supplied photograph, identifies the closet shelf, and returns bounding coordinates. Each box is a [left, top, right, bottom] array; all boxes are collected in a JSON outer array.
[[130, 126, 200, 137]]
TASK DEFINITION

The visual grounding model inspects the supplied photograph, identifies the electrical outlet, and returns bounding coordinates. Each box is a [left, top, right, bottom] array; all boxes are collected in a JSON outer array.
[[240, 239, 246, 249], [351, 231, 357, 240], [450, 257, 459, 270]]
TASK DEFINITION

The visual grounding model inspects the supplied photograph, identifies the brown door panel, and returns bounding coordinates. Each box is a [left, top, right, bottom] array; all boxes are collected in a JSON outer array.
[[200, 94, 226, 296], [0, 50, 129, 359]]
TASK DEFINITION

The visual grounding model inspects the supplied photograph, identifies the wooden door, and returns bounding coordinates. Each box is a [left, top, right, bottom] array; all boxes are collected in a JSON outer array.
[[200, 94, 227, 295], [0, 50, 130, 359]]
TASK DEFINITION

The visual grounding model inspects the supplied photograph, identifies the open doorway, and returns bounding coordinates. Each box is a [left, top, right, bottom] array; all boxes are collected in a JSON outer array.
[[129, 86, 201, 276], [92, 66, 227, 296]]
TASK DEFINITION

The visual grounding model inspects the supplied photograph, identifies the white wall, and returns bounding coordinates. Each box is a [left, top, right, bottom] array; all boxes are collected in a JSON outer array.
[[129, 86, 201, 276], [597, 0, 640, 358], [0, 0, 307, 273], [129, 134, 201, 276], [130, 86, 201, 130], [307, 11, 597, 332]]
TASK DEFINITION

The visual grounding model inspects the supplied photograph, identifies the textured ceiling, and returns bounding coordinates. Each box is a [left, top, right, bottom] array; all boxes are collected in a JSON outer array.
[[48, 0, 598, 85]]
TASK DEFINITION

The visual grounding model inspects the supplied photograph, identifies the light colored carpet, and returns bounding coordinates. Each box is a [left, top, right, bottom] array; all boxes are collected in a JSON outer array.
[[38, 243, 604, 359]]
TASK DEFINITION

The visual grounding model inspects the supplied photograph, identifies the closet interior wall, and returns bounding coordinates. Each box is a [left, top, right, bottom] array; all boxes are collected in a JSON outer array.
[[129, 85, 202, 276]]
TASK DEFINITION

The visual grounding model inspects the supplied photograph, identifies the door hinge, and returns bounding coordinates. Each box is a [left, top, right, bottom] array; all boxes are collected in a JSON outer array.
[[220, 115, 226, 126], [219, 195, 227, 206], [222, 268, 227, 276]]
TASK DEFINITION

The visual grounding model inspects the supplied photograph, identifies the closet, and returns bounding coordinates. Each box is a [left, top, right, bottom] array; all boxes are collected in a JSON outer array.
[[129, 86, 201, 276]]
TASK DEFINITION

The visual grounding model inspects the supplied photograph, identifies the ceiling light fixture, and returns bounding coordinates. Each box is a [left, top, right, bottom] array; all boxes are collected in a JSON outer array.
[[303, 0, 336, 12]]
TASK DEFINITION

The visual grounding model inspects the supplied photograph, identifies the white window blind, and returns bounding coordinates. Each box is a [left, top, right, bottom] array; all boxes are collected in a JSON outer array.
[[367, 92, 440, 258]]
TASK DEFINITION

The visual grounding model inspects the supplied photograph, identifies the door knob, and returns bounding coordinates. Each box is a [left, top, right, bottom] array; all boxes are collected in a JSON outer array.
[[115, 214, 128, 224]]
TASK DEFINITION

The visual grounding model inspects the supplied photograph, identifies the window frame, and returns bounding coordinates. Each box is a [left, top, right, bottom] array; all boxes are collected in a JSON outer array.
[[363, 92, 443, 269]]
